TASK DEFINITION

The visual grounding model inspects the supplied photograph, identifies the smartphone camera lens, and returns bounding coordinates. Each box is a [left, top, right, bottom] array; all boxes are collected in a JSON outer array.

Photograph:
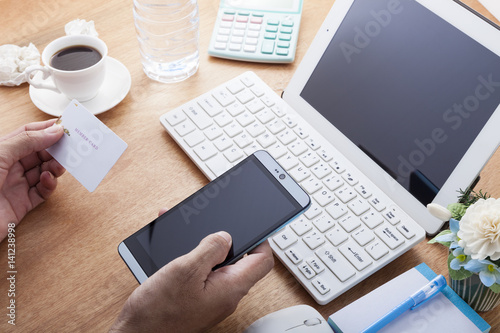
[[279, 174, 286, 180]]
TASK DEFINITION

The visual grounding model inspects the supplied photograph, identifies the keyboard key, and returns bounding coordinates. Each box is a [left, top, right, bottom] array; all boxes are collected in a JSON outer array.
[[369, 197, 386, 212], [165, 110, 186, 126], [226, 101, 246, 116], [290, 216, 313, 236], [311, 163, 332, 179], [278, 154, 299, 170], [260, 95, 275, 107], [174, 120, 196, 136], [316, 245, 356, 282], [313, 215, 335, 233], [243, 142, 262, 156], [283, 114, 298, 128], [224, 123, 244, 138], [348, 198, 370, 216], [236, 112, 255, 127], [183, 104, 213, 130], [375, 224, 404, 249], [339, 241, 372, 271], [302, 177, 322, 194], [397, 223, 416, 239], [303, 202, 322, 220], [213, 88, 236, 107], [355, 184, 372, 198], [383, 207, 402, 225], [226, 80, 245, 94], [214, 111, 233, 127], [317, 149, 333, 162], [213, 135, 233, 151], [273, 228, 298, 250], [289, 165, 310, 183], [184, 131, 205, 147], [342, 172, 358, 186], [224, 147, 244, 163], [361, 211, 384, 229], [326, 202, 347, 220], [294, 126, 309, 139], [234, 133, 253, 149], [255, 109, 275, 124], [338, 213, 361, 233], [205, 154, 232, 177], [267, 143, 288, 159], [313, 190, 335, 207], [323, 174, 344, 191], [267, 119, 286, 134], [311, 277, 331, 295], [236, 89, 255, 104], [246, 99, 266, 113], [193, 143, 218, 161], [256, 132, 277, 148], [325, 226, 349, 246], [366, 241, 389, 260], [299, 152, 320, 168], [251, 85, 265, 97], [247, 122, 266, 137], [299, 263, 316, 279], [336, 186, 357, 203], [289, 141, 308, 156], [307, 258, 326, 274], [330, 160, 346, 173], [285, 247, 303, 264], [204, 126, 223, 140], [305, 137, 321, 150], [303, 231, 325, 249], [352, 228, 375, 246], [278, 130, 298, 145]]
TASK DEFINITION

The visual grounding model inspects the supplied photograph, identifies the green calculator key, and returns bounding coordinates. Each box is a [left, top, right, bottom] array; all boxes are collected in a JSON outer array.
[[208, 0, 303, 63]]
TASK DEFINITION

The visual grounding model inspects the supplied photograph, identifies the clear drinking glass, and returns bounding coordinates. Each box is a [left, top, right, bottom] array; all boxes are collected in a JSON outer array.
[[133, 0, 199, 83]]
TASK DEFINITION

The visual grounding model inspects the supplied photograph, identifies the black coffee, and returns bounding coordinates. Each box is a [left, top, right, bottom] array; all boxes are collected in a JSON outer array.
[[50, 45, 102, 71]]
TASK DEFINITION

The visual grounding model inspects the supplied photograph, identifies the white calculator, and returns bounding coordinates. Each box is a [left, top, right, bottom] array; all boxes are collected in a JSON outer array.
[[208, 0, 303, 63]]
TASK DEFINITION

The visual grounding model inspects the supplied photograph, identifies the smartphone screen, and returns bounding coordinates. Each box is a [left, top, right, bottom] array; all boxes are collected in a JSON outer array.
[[119, 151, 310, 282]]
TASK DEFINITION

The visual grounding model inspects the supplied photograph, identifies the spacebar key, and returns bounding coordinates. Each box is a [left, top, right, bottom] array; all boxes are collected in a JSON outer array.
[[316, 245, 356, 282]]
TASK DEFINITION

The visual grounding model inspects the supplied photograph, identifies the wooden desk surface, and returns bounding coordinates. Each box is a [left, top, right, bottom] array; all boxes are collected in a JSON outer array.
[[1, 0, 499, 331]]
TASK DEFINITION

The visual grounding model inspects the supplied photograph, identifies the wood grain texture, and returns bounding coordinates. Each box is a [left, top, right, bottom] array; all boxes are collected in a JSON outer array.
[[0, 0, 499, 331]]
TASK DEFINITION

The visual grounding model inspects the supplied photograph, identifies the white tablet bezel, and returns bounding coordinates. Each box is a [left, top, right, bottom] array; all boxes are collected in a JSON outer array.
[[283, 0, 500, 235]]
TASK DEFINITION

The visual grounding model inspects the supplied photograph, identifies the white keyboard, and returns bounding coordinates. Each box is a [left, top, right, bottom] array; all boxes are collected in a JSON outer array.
[[160, 71, 426, 305]]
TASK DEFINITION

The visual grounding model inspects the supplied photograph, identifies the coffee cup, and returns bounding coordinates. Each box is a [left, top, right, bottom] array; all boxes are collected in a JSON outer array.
[[25, 35, 108, 102]]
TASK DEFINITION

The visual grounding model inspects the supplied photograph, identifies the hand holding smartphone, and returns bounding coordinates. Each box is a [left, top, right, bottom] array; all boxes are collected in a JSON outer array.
[[118, 151, 310, 283]]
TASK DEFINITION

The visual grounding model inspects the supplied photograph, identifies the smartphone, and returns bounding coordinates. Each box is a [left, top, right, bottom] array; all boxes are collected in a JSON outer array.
[[118, 151, 310, 283]]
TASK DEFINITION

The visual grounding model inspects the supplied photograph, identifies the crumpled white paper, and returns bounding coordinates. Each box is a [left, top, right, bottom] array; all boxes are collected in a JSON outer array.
[[0, 43, 40, 86], [64, 19, 99, 37]]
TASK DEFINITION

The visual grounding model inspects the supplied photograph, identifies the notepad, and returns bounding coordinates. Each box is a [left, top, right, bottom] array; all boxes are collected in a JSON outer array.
[[328, 263, 490, 333]]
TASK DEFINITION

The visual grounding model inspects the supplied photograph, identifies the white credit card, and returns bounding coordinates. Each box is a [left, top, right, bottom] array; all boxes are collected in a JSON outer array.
[[47, 100, 128, 192]]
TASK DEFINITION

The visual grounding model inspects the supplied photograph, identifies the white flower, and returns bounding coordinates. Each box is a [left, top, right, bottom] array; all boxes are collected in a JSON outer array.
[[458, 198, 500, 261]]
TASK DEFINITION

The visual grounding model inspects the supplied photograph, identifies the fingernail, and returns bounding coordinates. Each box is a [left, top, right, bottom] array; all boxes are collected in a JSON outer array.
[[216, 231, 232, 245], [45, 124, 63, 134]]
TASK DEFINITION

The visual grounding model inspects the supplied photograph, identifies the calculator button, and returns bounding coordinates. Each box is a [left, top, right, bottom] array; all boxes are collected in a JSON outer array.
[[237, 11, 250, 16], [232, 29, 245, 37], [280, 27, 293, 34], [266, 25, 278, 33], [279, 34, 291, 41], [247, 30, 259, 38], [235, 22, 247, 30], [222, 14, 234, 21], [236, 16, 248, 22], [250, 17, 263, 24], [261, 41, 275, 54], [267, 19, 279, 25], [264, 33, 277, 40], [248, 24, 261, 31], [214, 42, 226, 50], [220, 21, 232, 28], [276, 48, 289, 56], [244, 45, 256, 53], [216, 35, 229, 43], [277, 41, 290, 48], [223, 10, 236, 15], [282, 20, 294, 27], [218, 28, 231, 35], [229, 43, 242, 51], [231, 36, 243, 44], [245, 37, 258, 45]]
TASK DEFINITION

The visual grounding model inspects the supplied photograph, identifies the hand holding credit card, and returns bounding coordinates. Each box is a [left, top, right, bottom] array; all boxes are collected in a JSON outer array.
[[47, 100, 127, 192]]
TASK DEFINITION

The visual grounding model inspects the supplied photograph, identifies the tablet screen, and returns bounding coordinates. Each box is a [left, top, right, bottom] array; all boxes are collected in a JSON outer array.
[[300, 0, 500, 205]]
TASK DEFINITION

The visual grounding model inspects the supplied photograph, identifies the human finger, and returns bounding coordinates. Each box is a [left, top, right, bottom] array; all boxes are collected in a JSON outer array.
[[28, 171, 58, 208], [41, 159, 65, 178], [0, 125, 64, 168], [0, 119, 58, 141], [181, 232, 232, 274]]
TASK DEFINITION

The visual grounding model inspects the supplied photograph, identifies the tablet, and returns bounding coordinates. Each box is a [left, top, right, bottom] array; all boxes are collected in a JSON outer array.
[[283, 0, 500, 234]]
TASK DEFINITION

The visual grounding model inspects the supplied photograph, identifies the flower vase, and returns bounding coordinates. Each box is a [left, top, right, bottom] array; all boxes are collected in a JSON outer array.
[[450, 274, 500, 312]]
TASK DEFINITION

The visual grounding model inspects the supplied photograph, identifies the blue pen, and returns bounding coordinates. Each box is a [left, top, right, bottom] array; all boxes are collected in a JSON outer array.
[[361, 275, 447, 333]]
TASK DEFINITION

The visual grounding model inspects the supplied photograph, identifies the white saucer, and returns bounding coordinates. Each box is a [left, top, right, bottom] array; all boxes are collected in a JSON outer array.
[[29, 57, 131, 116]]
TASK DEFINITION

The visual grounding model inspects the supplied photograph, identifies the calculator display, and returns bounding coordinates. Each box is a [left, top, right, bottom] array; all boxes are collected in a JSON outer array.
[[226, 0, 299, 12]]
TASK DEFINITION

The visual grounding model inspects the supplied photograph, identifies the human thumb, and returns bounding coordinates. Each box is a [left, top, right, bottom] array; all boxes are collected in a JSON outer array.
[[0, 125, 64, 167], [186, 232, 233, 272]]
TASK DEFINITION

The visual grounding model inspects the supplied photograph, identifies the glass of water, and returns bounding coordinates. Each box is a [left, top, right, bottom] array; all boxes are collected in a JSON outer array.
[[133, 0, 199, 83]]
